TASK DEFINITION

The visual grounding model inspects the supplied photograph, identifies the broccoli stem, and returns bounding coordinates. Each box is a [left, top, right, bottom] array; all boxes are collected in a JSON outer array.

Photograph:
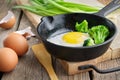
[[83, 38, 95, 46]]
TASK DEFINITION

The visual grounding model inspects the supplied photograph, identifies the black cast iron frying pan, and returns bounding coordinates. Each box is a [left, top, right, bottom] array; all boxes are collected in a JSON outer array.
[[37, 0, 120, 74]]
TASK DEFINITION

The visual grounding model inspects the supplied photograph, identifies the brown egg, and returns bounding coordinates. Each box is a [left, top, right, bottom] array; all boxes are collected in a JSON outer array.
[[3, 32, 29, 56], [0, 11, 16, 29], [0, 48, 18, 72]]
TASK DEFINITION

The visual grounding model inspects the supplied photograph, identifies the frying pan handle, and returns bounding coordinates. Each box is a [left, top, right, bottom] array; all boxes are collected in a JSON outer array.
[[78, 65, 120, 74], [94, 0, 120, 17]]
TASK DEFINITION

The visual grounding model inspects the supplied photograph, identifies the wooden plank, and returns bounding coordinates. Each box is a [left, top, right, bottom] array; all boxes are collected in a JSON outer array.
[[0, 0, 21, 79], [15, 0, 41, 27], [93, 58, 120, 80], [98, 0, 120, 60], [32, 44, 59, 80], [65, 0, 104, 7], [0, 0, 21, 48], [98, 0, 111, 5], [110, 16, 120, 59], [56, 60, 90, 80]]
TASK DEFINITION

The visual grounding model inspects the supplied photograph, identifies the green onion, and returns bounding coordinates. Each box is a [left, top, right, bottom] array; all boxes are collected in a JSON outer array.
[[14, 0, 101, 16]]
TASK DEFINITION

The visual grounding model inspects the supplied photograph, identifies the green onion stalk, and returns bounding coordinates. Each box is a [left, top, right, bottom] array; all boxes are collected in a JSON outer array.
[[14, 0, 101, 16]]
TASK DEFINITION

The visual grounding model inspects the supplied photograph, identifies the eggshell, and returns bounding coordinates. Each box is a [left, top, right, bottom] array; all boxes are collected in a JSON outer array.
[[0, 11, 16, 29], [3, 32, 29, 56], [0, 16, 16, 29], [0, 48, 18, 72]]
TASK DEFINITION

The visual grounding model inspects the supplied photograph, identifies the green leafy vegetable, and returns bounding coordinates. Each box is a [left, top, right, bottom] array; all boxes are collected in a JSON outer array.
[[88, 25, 109, 44], [14, 0, 100, 16], [75, 20, 88, 33], [83, 38, 95, 46], [75, 20, 110, 46]]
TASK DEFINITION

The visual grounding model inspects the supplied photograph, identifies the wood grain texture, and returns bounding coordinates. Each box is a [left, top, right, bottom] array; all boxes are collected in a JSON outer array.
[[32, 44, 59, 80], [98, 0, 111, 5], [15, 0, 41, 27], [97, 0, 120, 60], [0, 0, 21, 48], [93, 58, 120, 80]]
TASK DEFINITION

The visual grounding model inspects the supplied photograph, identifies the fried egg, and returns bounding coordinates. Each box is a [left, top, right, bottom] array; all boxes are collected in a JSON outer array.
[[47, 32, 90, 47]]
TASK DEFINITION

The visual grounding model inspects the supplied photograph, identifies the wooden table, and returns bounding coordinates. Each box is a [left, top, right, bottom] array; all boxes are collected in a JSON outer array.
[[0, 0, 120, 80]]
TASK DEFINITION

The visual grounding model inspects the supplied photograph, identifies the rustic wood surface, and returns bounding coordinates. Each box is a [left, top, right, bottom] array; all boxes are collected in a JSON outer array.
[[0, 0, 120, 80], [98, 0, 111, 5]]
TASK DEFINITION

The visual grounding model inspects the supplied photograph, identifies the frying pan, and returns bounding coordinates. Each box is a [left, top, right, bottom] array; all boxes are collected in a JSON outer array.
[[37, 0, 120, 74]]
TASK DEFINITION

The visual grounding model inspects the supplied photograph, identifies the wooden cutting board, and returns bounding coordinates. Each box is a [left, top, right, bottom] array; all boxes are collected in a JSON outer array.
[[16, 0, 120, 75]]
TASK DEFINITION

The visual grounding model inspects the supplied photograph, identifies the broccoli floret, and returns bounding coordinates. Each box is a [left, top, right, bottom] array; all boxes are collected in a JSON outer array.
[[75, 20, 88, 33], [83, 38, 95, 46], [88, 25, 109, 44]]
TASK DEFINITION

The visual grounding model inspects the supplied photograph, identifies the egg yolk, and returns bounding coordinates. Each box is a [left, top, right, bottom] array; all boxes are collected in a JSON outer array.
[[62, 32, 84, 44]]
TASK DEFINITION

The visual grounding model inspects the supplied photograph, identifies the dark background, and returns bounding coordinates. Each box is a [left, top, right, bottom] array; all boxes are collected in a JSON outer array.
[[0, 72, 3, 79]]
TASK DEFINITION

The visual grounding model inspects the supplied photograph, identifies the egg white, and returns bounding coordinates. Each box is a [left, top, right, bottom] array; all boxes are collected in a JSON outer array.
[[47, 32, 90, 47]]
